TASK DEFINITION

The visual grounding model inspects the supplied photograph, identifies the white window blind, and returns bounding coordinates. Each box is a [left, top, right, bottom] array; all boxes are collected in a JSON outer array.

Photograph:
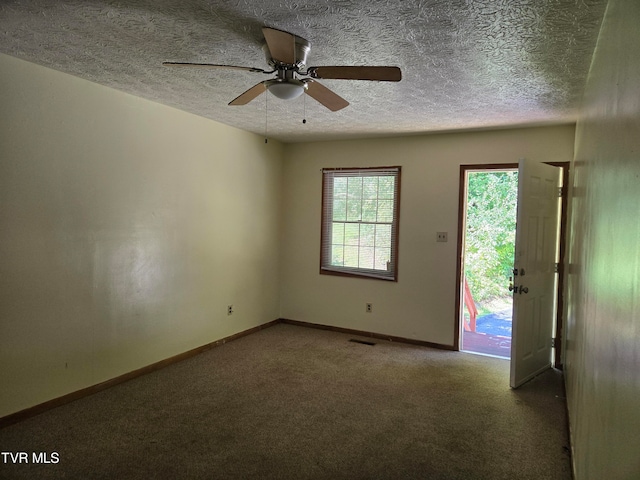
[[320, 167, 401, 281]]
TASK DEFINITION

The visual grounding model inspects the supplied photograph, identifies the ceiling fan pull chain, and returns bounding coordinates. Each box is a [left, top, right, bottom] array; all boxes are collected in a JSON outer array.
[[264, 90, 268, 144], [303, 94, 307, 124]]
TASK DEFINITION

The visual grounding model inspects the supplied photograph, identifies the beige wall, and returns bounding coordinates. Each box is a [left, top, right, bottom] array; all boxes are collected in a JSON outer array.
[[565, 0, 640, 478], [0, 53, 283, 417], [281, 125, 575, 345]]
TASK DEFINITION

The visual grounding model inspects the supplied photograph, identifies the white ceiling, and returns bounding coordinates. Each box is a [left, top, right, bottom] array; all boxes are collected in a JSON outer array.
[[0, 0, 606, 143]]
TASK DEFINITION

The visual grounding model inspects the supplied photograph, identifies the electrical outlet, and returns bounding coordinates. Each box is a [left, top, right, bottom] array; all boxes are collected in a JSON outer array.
[[227, 305, 233, 316], [436, 232, 448, 242], [366, 303, 373, 313]]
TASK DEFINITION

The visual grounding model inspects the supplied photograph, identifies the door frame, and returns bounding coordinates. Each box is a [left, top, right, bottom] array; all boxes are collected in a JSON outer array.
[[454, 162, 569, 369]]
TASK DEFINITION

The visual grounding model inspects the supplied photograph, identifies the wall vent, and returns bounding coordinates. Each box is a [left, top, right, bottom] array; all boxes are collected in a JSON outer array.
[[349, 339, 376, 346]]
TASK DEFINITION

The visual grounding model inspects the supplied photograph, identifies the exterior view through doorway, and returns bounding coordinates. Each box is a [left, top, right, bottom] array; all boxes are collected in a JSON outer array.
[[459, 166, 518, 359], [455, 162, 570, 380]]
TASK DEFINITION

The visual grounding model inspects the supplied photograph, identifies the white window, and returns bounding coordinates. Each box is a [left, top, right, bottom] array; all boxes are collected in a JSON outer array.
[[320, 167, 401, 281]]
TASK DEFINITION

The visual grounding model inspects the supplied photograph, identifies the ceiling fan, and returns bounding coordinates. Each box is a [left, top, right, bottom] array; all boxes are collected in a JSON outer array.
[[163, 26, 402, 112]]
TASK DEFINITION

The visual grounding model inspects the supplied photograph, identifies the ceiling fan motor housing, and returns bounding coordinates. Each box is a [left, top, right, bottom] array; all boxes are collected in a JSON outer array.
[[262, 37, 310, 69]]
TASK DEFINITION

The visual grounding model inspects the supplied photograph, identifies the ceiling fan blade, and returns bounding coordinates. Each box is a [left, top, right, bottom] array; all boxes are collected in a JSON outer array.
[[229, 82, 267, 106], [162, 62, 267, 73], [308, 66, 402, 82], [304, 80, 349, 112], [262, 27, 298, 64]]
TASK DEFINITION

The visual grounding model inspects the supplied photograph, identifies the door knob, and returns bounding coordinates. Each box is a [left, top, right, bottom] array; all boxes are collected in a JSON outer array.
[[519, 285, 529, 294]]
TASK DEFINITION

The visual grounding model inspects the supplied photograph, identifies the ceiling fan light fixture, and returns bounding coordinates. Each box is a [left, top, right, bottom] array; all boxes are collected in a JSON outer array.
[[266, 79, 307, 100]]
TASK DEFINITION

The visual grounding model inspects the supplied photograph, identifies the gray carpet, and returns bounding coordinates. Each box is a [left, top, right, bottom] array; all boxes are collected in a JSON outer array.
[[0, 323, 572, 479]]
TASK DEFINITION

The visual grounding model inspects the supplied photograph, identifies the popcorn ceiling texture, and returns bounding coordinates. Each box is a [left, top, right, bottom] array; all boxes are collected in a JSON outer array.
[[0, 0, 606, 143]]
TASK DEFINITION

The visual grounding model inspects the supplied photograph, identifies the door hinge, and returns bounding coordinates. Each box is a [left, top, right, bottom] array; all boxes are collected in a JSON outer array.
[[554, 263, 560, 273], [551, 337, 557, 348], [557, 187, 563, 197]]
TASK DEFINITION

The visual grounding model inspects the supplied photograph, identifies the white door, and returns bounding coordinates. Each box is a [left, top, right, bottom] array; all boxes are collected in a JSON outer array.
[[510, 159, 561, 388]]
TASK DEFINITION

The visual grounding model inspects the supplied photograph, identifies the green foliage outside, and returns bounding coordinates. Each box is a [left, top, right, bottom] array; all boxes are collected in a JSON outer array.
[[331, 175, 395, 270], [464, 171, 518, 307]]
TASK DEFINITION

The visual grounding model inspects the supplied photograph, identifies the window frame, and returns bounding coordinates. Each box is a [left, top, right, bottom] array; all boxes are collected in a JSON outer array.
[[320, 166, 401, 281]]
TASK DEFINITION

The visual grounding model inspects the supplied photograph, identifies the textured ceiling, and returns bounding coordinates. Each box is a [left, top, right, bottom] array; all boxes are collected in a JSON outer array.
[[0, 0, 607, 143]]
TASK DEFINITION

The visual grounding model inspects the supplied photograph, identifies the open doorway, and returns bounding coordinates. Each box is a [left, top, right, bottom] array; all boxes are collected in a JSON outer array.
[[459, 166, 518, 359], [455, 162, 570, 375]]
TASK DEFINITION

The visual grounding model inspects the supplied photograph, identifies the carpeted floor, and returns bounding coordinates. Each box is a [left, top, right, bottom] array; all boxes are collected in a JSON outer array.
[[0, 323, 572, 479]]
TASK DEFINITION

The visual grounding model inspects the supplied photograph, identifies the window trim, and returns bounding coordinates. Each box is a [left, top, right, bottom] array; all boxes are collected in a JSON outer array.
[[320, 166, 401, 282]]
